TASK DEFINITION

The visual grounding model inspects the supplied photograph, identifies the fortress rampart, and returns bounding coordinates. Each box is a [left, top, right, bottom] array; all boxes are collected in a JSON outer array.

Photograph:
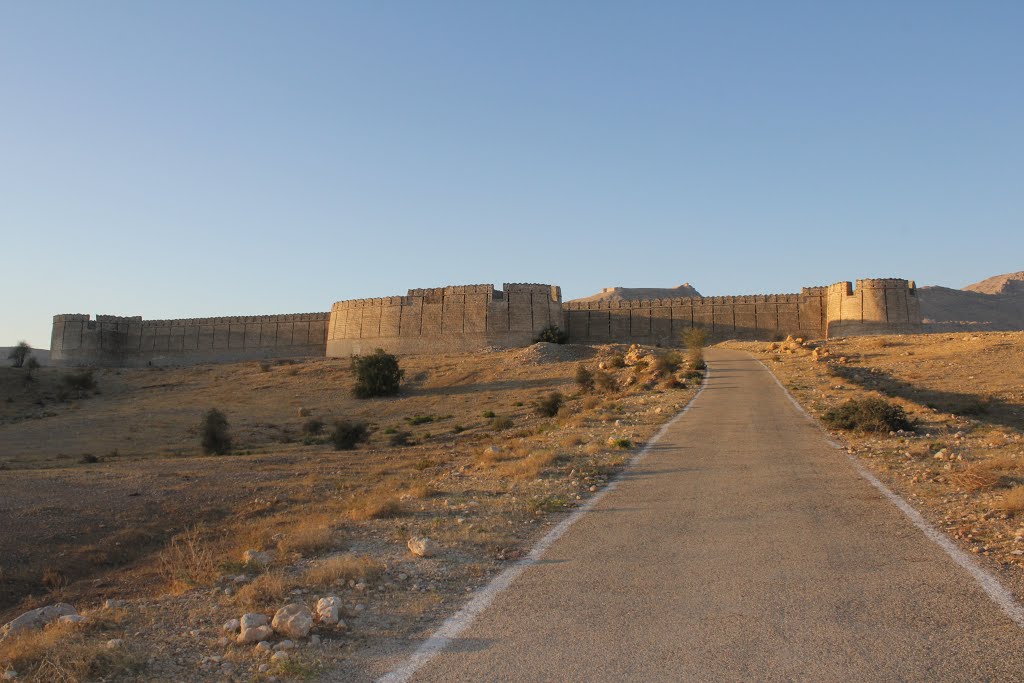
[[50, 312, 329, 367], [49, 277, 921, 366], [326, 283, 563, 357]]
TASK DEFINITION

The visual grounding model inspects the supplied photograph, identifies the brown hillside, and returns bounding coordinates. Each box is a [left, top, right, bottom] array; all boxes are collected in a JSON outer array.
[[918, 270, 1024, 329]]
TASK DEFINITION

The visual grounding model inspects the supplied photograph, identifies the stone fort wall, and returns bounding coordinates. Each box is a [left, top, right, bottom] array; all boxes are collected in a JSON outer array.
[[325, 283, 563, 357], [50, 312, 329, 367], [49, 278, 921, 366]]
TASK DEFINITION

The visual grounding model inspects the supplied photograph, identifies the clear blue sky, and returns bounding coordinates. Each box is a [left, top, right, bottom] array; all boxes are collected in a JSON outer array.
[[2, 2, 1022, 348]]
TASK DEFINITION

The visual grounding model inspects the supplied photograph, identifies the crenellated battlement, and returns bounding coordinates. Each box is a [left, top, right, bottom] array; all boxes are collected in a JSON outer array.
[[50, 275, 922, 365]]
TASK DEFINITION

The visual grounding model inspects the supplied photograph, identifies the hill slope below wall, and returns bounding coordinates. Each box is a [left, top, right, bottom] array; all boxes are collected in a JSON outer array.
[[918, 271, 1024, 330]]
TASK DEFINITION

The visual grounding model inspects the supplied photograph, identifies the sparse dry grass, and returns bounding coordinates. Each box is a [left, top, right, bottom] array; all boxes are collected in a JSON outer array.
[[303, 553, 385, 587], [495, 448, 560, 480], [156, 527, 217, 593], [348, 495, 405, 521], [0, 614, 140, 683], [235, 571, 291, 609], [950, 456, 1020, 492], [276, 516, 338, 556], [1002, 486, 1024, 516]]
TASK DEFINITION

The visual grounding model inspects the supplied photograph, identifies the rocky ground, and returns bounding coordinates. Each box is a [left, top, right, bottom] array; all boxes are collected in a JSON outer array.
[[0, 343, 698, 681], [724, 332, 1024, 603]]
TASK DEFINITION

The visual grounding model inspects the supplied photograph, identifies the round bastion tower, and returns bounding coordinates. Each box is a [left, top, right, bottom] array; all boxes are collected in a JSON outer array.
[[825, 278, 922, 338]]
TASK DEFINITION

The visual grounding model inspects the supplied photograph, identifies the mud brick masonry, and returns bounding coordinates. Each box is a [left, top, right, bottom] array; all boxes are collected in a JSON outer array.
[[50, 278, 921, 366]]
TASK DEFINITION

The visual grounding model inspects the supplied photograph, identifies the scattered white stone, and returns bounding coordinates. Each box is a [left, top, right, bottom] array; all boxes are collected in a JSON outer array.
[[222, 618, 241, 634], [315, 596, 342, 625], [273, 640, 295, 651], [272, 603, 313, 639], [0, 603, 77, 640], [310, 634, 322, 645], [106, 639, 124, 649], [270, 651, 289, 662], [58, 614, 86, 625], [240, 613, 269, 630], [217, 636, 229, 647], [407, 536, 436, 558], [255, 640, 273, 653], [1, 670, 16, 680], [259, 663, 271, 673], [237, 624, 274, 645], [103, 599, 127, 610]]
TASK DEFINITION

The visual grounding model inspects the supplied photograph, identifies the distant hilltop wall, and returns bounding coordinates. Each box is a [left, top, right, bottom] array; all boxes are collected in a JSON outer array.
[[48, 277, 921, 366], [326, 283, 563, 357], [50, 312, 329, 367]]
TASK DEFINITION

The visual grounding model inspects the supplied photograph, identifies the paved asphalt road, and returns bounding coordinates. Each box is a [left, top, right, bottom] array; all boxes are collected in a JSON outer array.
[[401, 349, 1024, 682]]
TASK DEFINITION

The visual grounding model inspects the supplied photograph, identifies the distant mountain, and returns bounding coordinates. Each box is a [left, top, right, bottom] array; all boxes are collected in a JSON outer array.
[[962, 271, 1024, 296], [918, 271, 1024, 329], [570, 283, 702, 303]]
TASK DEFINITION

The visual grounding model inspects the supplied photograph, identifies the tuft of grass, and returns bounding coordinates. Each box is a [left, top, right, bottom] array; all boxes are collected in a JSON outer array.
[[277, 519, 336, 556], [482, 410, 496, 419], [496, 449, 559, 480], [0, 619, 142, 683], [407, 414, 435, 425], [594, 371, 618, 393], [581, 395, 601, 410], [821, 398, 912, 433], [303, 553, 385, 587], [610, 437, 634, 449], [349, 495, 405, 521], [535, 392, 564, 418], [491, 416, 514, 431], [949, 456, 1019, 492], [235, 571, 291, 609], [157, 526, 217, 592], [1002, 486, 1024, 516], [526, 494, 570, 515], [607, 354, 625, 369]]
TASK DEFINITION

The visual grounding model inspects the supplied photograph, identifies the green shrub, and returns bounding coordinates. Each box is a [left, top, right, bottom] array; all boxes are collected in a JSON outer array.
[[575, 364, 594, 392], [611, 437, 634, 449], [683, 327, 708, 349], [536, 392, 564, 418], [330, 420, 369, 450], [351, 349, 403, 398], [535, 325, 568, 344], [200, 408, 232, 455], [407, 414, 435, 425], [302, 418, 324, 435], [482, 410, 496, 419], [821, 398, 912, 433]]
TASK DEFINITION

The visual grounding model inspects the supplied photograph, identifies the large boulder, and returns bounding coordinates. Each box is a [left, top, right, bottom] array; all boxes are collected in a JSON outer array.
[[237, 613, 272, 644], [0, 603, 77, 641], [407, 536, 436, 558], [272, 604, 313, 639]]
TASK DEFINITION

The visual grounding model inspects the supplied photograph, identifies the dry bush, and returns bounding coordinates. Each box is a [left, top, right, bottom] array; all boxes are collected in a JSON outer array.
[[496, 449, 559, 480], [0, 619, 140, 683], [475, 446, 514, 466], [303, 553, 385, 587], [235, 571, 291, 609], [401, 482, 435, 500], [949, 456, 1019, 492], [560, 434, 585, 448], [581, 395, 601, 410], [583, 442, 604, 456], [594, 371, 617, 393], [349, 495, 405, 521], [1001, 486, 1024, 516], [277, 518, 337, 556], [157, 527, 217, 592]]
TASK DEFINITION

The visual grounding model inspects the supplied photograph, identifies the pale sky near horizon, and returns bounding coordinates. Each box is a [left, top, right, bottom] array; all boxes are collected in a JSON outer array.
[[2, 2, 1022, 348]]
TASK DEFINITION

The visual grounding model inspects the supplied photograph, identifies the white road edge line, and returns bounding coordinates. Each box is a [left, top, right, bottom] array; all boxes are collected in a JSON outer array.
[[374, 368, 712, 683], [757, 356, 1024, 629]]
